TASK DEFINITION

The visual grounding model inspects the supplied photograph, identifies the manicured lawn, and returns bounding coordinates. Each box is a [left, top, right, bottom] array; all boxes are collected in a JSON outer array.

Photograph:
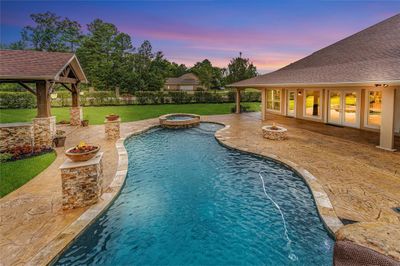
[[0, 152, 56, 197], [0, 103, 260, 125]]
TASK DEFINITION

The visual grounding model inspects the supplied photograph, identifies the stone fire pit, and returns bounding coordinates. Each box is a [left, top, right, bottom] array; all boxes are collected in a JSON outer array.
[[262, 124, 288, 140]]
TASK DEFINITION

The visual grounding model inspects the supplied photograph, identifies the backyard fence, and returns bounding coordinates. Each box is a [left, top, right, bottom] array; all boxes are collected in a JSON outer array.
[[0, 90, 261, 109]]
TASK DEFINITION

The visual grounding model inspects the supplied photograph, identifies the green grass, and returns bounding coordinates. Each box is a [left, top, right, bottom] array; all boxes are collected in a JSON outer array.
[[0, 152, 56, 197], [0, 103, 260, 125]]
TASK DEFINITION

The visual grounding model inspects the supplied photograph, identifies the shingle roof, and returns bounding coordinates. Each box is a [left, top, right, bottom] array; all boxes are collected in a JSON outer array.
[[165, 73, 201, 85], [229, 14, 400, 87], [0, 50, 87, 82]]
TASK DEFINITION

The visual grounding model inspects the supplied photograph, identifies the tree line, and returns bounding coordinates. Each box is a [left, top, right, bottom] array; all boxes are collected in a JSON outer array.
[[2, 12, 258, 93]]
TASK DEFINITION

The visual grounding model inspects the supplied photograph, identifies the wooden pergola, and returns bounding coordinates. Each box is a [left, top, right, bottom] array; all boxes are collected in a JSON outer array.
[[0, 50, 88, 120]]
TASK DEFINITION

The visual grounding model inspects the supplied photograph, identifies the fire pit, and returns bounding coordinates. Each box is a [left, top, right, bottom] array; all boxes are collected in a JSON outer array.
[[262, 124, 288, 140], [159, 113, 200, 129], [65, 141, 100, 162]]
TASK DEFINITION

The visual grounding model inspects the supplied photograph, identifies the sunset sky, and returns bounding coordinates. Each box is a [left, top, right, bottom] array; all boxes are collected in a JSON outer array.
[[1, 1, 399, 73]]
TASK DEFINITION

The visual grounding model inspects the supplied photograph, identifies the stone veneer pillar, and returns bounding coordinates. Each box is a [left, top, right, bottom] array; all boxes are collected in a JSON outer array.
[[105, 119, 121, 140], [70, 107, 83, 126], [60, 152, 104, 210], [32, 116, 56, 149]]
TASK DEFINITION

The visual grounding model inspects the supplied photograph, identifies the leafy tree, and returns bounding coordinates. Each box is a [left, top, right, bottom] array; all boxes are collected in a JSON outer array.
[[76, 19, 132, 91], [226, 52, 257, 84], [20, 12, 82, 52], [190, 59, 225, 89]]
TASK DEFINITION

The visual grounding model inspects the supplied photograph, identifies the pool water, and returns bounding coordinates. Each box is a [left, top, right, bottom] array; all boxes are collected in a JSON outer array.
[[56, 123, 333, 265], [166, 114, 194, 121]]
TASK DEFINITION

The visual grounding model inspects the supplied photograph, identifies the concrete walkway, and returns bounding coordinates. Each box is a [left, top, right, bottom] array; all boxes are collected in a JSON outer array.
[[0, 113, 399, 265]]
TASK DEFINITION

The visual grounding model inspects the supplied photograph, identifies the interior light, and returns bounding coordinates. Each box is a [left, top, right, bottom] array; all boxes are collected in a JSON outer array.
[[383, 84, 389, 87]]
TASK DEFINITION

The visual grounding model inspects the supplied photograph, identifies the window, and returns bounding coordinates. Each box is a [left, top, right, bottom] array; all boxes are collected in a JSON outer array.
[[266, 89, 281, 111], [367, 90, 382, 127], [304, 89, 321, 118]]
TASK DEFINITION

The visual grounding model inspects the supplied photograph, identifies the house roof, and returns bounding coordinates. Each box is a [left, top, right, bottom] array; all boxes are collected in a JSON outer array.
[[229, 14, 400, 88], [0, 49, 88, 83], [165, 73, 201, 85]]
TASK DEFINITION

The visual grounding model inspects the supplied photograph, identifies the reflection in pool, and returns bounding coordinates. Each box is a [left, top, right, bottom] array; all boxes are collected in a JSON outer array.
[[56, 123, 333, 265]]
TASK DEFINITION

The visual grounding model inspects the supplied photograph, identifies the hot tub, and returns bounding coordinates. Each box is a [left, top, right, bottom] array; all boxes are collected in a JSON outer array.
[[159, 113, 200, 128]]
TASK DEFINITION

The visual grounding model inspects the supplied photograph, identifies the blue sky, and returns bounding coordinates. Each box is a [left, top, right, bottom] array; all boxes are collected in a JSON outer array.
[[1, 0, 399, 73]]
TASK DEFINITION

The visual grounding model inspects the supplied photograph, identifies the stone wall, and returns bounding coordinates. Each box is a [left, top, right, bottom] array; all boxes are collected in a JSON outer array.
[[60, 153, 104, 210], [70, 107, 83, 126], [105, 119, 121, 140], [0, 123, 33, 153], [33, 116, 56, 149]]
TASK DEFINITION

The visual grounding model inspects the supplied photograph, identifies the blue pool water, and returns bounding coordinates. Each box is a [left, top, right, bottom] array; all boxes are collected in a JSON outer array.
[[56, 123, 333, 265]]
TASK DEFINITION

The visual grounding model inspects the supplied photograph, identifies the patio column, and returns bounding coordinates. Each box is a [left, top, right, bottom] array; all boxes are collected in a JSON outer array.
[[235, 88, 241, 114], [261, 88, 266, 120], [70, 83, 83, 126], [33, 81, 56, 149], [378, 87, 396, 151]]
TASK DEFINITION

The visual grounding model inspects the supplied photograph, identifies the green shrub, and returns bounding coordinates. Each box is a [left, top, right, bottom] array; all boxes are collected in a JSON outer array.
[[0, 92, 36, 109], [168, 91, 193, 104], [0, 153, 13, 162]]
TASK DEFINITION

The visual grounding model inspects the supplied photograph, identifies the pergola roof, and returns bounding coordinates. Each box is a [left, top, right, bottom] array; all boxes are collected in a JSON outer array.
[[229, 14, 400, 88], [0, 50, 88, 83]]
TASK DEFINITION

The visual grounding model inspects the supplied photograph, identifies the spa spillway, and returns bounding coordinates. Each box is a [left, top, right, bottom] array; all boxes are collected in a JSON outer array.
[[159, 113, 200, 128]]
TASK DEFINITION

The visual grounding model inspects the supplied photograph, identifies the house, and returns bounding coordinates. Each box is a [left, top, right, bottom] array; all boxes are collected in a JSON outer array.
[[164, 73, 203, 91], [228, 14, 400, 151]]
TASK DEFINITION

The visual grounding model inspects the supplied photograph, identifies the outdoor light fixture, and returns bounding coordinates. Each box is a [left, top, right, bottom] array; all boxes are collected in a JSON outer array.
[[298, 91, 302, 96], [383, 84, 389, 87]]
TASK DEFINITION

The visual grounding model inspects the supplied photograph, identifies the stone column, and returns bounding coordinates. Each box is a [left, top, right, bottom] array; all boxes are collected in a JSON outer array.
[[33, 116, 56, 149], [70, 107, 83, 126], [105, 119, 121, 140], [60, 152, 104, 210]]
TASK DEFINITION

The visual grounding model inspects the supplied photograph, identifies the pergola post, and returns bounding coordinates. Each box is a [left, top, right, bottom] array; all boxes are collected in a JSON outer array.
[[235, 88, 241, 114], [70, 83, 83, 126], [33, 81, 56, 149], [378, 87, 396, 151]]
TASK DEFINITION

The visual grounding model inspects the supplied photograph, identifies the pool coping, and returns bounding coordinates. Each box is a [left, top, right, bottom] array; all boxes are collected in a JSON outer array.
[[28, 121, 342, 265]]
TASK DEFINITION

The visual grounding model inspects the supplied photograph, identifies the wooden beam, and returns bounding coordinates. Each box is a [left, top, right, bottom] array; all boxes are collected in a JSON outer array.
[[71, 83, 80, 107], [17, 82, 36, 95], [57, 77, 78, 84], [36, 81, 51, 117], [60, 83, 73, 92]]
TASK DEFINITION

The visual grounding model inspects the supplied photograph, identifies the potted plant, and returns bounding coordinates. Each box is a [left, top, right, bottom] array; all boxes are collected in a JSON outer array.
[[106, 114, 120, 121], [81, 116, 89, 127], [53, 130, 67, 147], [65, 141, 100, 162]]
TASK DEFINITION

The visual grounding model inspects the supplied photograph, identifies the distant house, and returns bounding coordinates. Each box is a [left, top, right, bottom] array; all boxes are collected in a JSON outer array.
[[164, 73, 204, 91]]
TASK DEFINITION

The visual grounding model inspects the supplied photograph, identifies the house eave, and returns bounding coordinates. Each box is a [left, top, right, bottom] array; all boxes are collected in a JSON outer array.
[[227, 80, 400, 89]]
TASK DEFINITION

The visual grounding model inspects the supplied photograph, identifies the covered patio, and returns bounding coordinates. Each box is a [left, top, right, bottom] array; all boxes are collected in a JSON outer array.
[[230, 14, 400, 152], [0, 50, 88, 148]]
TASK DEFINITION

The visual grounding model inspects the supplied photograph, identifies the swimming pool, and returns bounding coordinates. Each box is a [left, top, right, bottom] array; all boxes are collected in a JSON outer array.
[[56, 123, 333, 265]]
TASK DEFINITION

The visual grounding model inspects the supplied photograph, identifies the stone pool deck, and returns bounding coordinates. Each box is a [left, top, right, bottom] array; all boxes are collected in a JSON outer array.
[[0, 113, 399, 265]]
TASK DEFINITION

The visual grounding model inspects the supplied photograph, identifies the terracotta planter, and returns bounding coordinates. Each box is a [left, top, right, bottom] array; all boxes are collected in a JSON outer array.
[[65, 146, 100, 162], [81, 120, 89, 127], [53, 136, 66, 147], [106, 114, 120, 121]]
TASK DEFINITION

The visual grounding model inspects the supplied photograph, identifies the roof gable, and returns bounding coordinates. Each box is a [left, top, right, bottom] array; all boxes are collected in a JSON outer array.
[[0, 50, 88, 83], [230, 14, 400, 87]]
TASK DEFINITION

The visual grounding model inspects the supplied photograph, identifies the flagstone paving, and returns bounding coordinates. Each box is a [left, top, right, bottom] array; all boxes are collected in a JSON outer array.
[[0, 113, 399, 265]]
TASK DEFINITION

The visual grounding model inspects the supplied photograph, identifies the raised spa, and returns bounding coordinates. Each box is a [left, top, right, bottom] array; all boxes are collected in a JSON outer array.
[[56, 123, 333, 265], [159, 113, 200, 128]]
